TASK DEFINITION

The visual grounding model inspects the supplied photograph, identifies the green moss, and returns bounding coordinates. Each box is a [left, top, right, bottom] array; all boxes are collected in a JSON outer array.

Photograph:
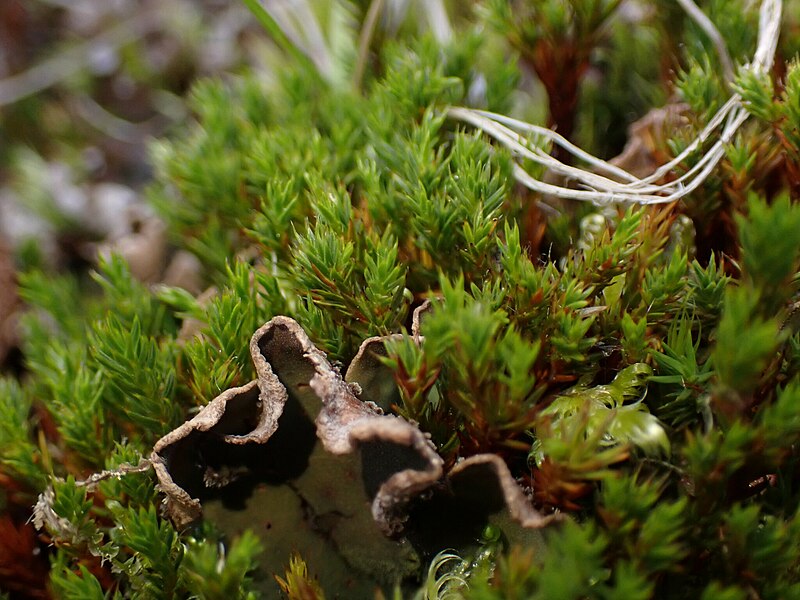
[[5, 1, 800, 598]]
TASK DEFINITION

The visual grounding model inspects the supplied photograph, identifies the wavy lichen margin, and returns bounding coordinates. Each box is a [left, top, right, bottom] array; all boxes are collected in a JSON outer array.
[[149, 313, 556, 570]]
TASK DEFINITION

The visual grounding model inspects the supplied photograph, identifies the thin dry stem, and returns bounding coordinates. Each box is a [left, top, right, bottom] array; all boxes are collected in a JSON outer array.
[[676, 0, 736, 83], [354, 0, 385, 90]]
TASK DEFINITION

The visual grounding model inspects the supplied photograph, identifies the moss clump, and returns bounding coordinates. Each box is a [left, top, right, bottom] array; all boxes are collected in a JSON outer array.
[[3, 1, 800, 598]]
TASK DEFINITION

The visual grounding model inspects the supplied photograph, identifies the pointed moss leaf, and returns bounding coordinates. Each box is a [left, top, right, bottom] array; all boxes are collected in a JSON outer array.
[[780, 60, 800, 152], [699, 583, 748, 600], [737, 193, 800, 299], [496, 327, 541, 401], [180, 530, 263, 599], [50, 563, 107, 600], [621, 313, 647, 363], [733, 67, 778, 122], [712, 287, 782, 395], [0, 378, 44, 489]]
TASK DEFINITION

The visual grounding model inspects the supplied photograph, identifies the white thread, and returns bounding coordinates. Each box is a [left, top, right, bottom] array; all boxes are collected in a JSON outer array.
[[447, 0, 783, 205]]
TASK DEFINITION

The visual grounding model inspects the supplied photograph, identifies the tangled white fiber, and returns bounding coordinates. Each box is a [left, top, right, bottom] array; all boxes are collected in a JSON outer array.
[[447, 0, 783, 206]]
